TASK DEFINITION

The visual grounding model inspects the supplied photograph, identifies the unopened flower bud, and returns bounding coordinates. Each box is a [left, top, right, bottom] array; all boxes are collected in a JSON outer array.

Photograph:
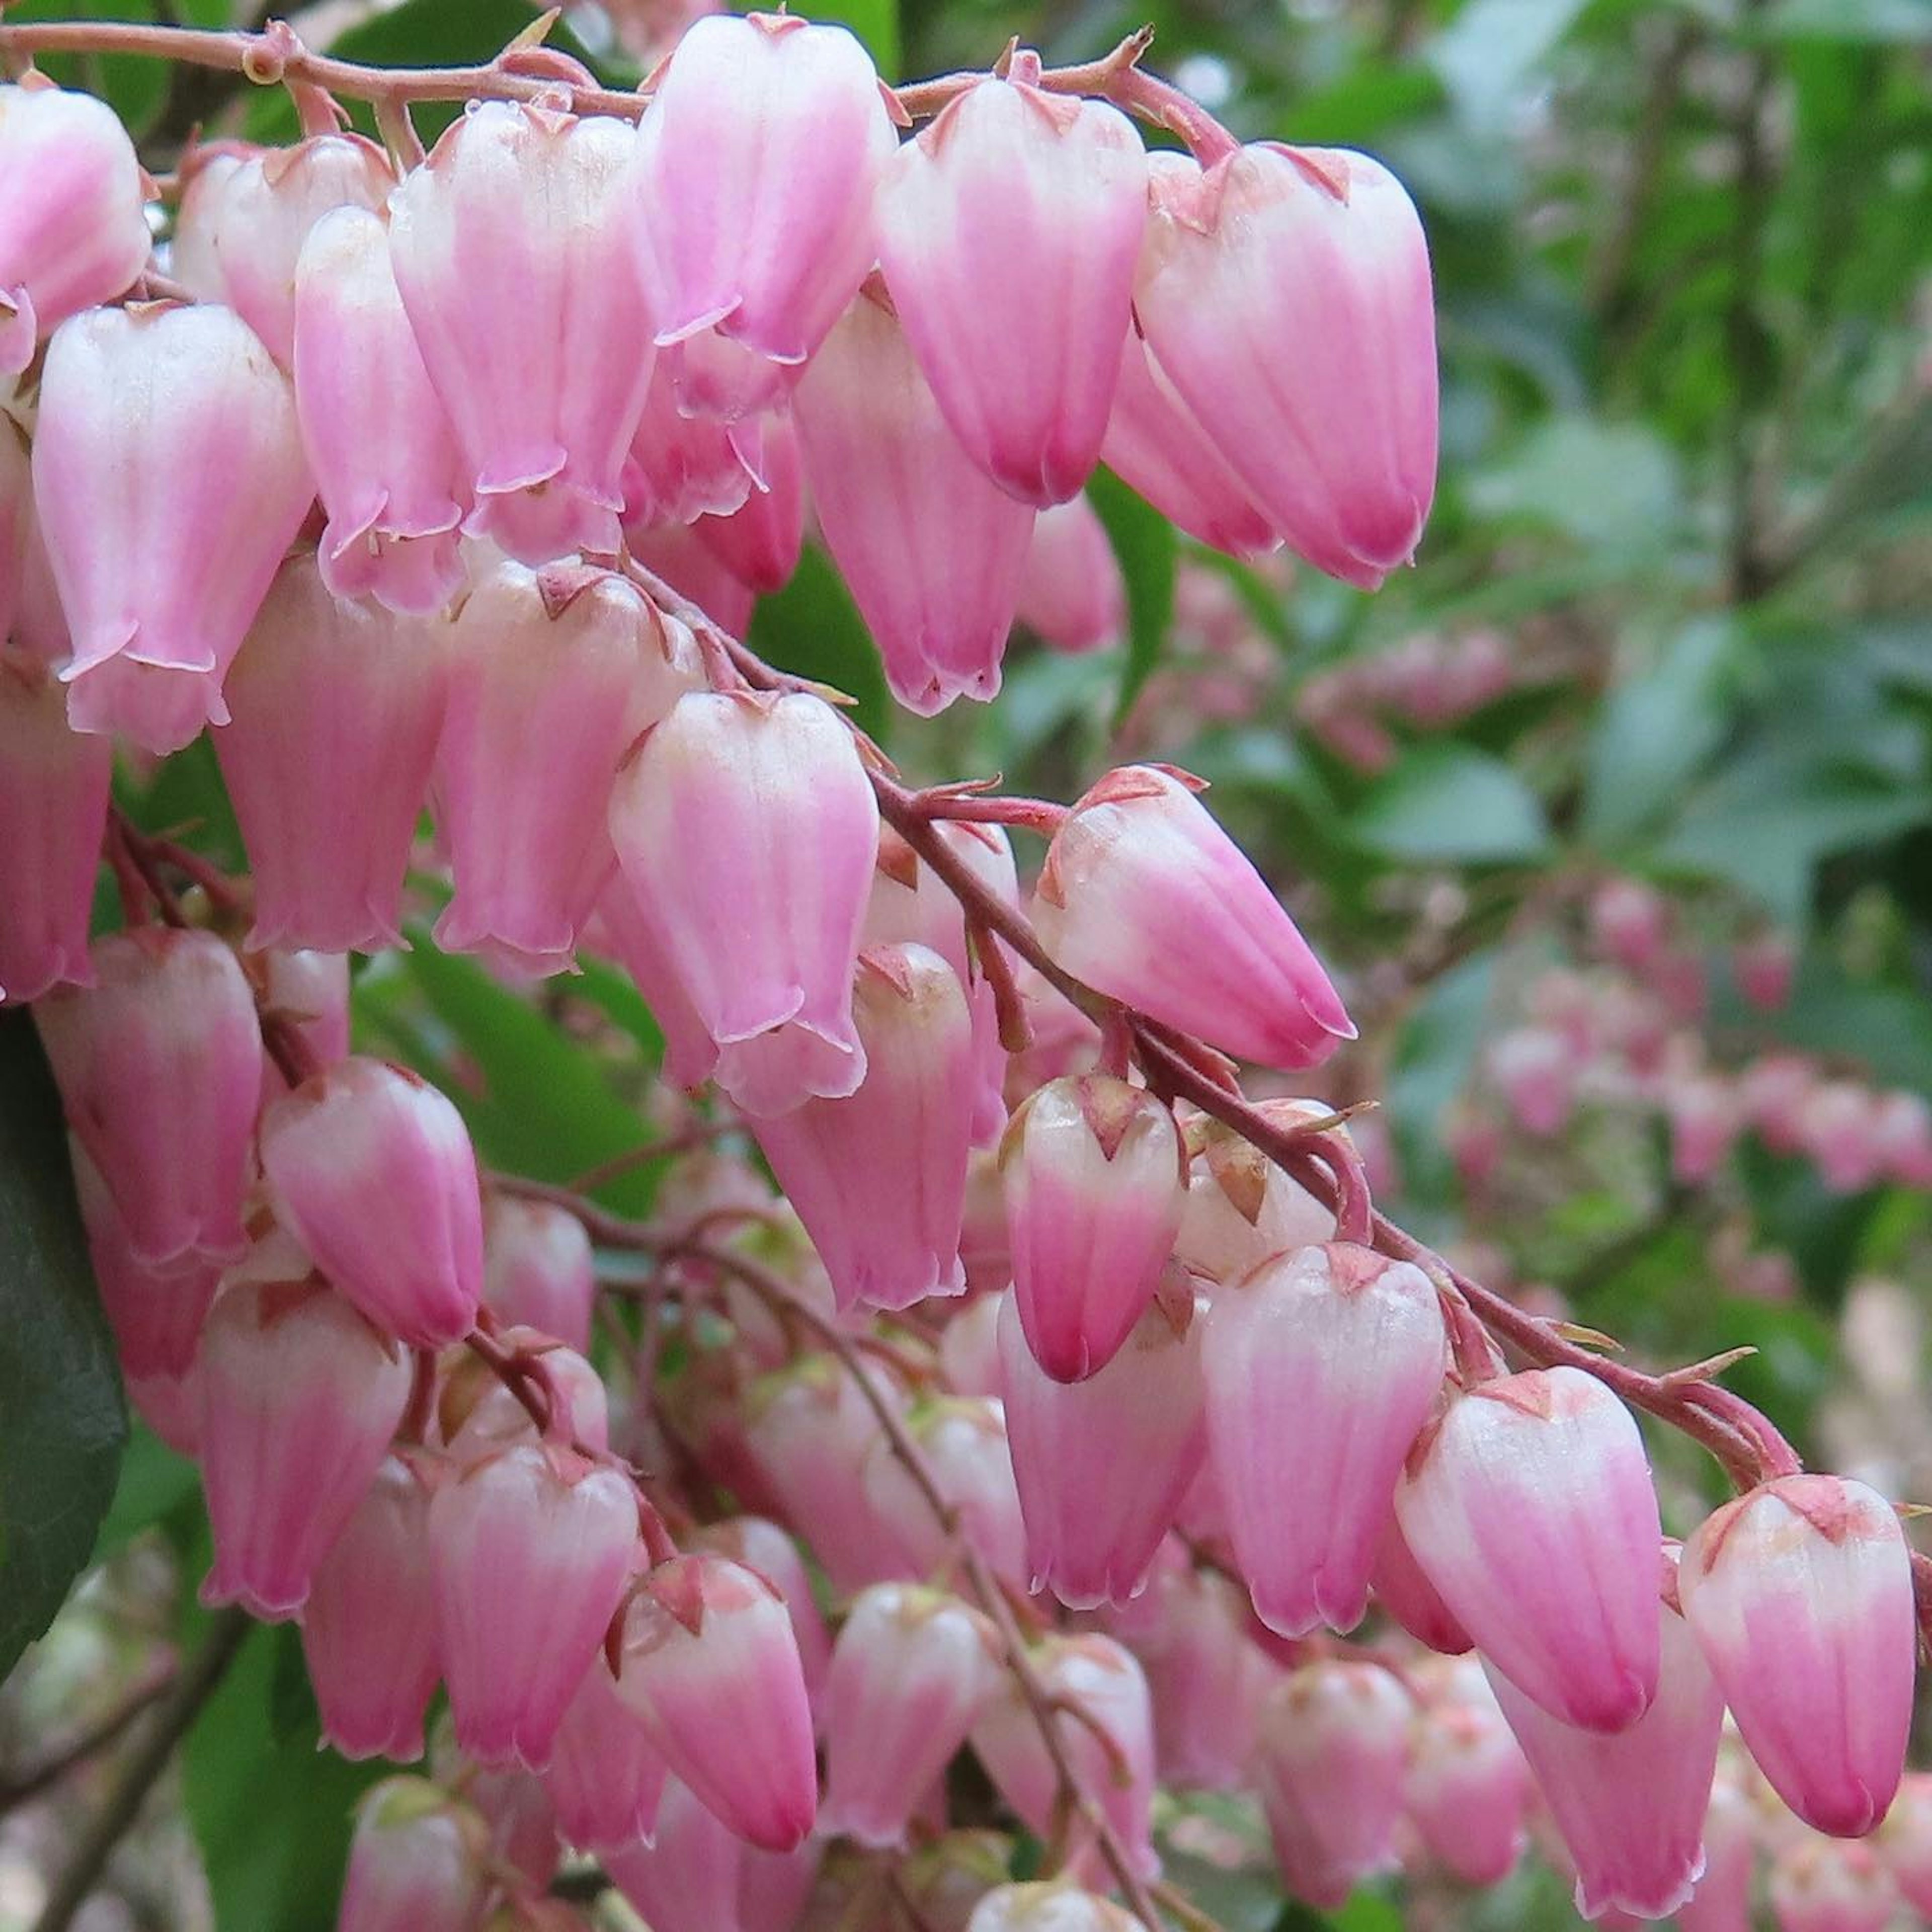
[[482, 1196, 597, 1356], [338, 1777, 489, 1932]]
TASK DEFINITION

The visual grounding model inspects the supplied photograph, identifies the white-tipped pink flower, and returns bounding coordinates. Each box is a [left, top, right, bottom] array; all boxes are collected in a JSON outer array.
[[627, 13, 896, 366], [603, 1776, 820, 1932], [1035, 766, 1353, 1070], [751, 943, 976, 1311], [389, 103, 653, 566], [339, 1778, 489, 1932], [429, 1442, 637, 1768], [482, 1195, 597, 1355], [0, 653, 110, 1004], [198, 1275, 412, 1620], [435, 560, 701, 977], [257, 948, 351, 1074], [217, 552, 448, 953], [692, 412, 806, 597], [0, 80, 150, 373], [1000, 1074, 1185, 1384], [292, 205, 468, 614], [591, 879, 720, 1096], [1677, 1775, 1758, 1932], [969, 1887, 1150, 1932], [1174, 1106, 1337, 1284], [877, 65, 1145, 507], [1015, 493, 1126, 655], [36, 928, 261, 1268], [1403, 1691, 1531, 1887], [301, 1454, 441, 1762], [794, 287, 1037, 715], [1370, 1509, 1473, 1655], [543, 1651, 669, 1852], [1136, 1562, 1275, 1791], [863, 1397, 1027, 1586], [608, 689, 879, 1115], [1204, 1241, 1446, 1638], [821, 1584, 999, 1848], [621, 354, 762, 531], [71, 1149, 219, 1382], [1136, 144, 1436, 589], [1486, 1562, 1725, 1919], [614, 1553, 819, 1852], [1000, 1292, 1205, 1609], [1254, 1662, 1413, 1909], [692, 1515, 832, 1701], [1679, 1474, 1914, 1838], [260, 1057, 484, 1348], [33, 302, 314, 752], [1393, 1367, 1663, 1733]]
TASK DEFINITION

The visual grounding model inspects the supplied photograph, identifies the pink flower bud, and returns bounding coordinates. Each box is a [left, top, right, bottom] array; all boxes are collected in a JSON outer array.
[[691, 1516, 831, 1700], [0, 80, 150, 373], [1880, 1773, 1932, 1914], [482, 1196, 596, 1355], [34, 302, 314, 752], [292, 205, 469, 614], [1677, 1776, 1758, 1932], [1769, 1837, 1897, 1932], [1369, 1509, 1472, 1655], [1589, 878, 1670, 972], [967, 1886, 1150, 1932], [543, 1650, 669, 1851], [1403, 1690, 1531, 1887], [301, 1454, 441, 1761], [627, 14, 896, 366], [427, 1738, 559, 1892], [1000, 1074, 1185, 1384], [260, 1057, 484, 1348], [1485, 1570, 1725, 1918], [1255, 1661, 1413, 1908], [1136, 145, 1436, 590], [1015, 494, 1126, 655], [1036, 766, 1352, 1071], [198, 1274, 412, 1619], [1135, 1563, 1275, 1793], [173, 132, 394, 366], [1873, 1091, 1932, 1187], [822, 1583, 999, 1847], [429, 1442, 637, 1767], [1491, 1025, 1576, 1136], [751, 943, 976, 1311], [1205, 1242, 1446, 1638], [1173, 1106, 1336, 1283], [590, 880, 720, 1094], [999, 1292, 1205, 1608], [442, 1333, 608, 1462], [0, 651, 110, 1003], [257, 948, 350, 1075], [1668, 1073, 1741, 1186], [877, 69, 1146, 507], [71, 1149, 220, 1380], [863, 1397, 1027, 1586], [615, 1553, 819, 1852], [608, 690, 879, 1115], [217, 552, 449, 952], [1735, 930, 1796, 1013], [1394, 1367, 1663, 1733], [603, 1775, 819, 1932], [434, 560, 701, 976], [1804, 1082, 1888, 1195], [1679, 1475, 1915, 1838], [36, 928, 261, 1268], [794, 287, 1037, 714], [339, 1778, 489, 1932], [972, 1635, 1158, 1879], [389, 104, 654, 566]]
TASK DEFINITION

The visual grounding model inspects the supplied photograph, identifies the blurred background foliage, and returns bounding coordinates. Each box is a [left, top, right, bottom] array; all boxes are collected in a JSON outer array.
[[3, 0, 1931, 1925]]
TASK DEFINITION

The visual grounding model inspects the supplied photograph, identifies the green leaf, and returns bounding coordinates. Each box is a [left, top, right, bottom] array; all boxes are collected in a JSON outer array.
[[1353, 745, 1552, 864], [1464, 415, 1683, 555], [1089, 467, 1179, 732], [0, 1013, 126, 1679], [4, 0, 169, 135], [92, 1424, 199, 1564], [1427, 0, 1594, 129], [749, 548, 894, 748], [1760, 0, 1932, 41], [1384, 949, 1499, 1220]]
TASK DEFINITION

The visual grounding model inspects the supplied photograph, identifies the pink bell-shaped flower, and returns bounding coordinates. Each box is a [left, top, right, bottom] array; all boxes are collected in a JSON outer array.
[[435, 559, 702, 977], [0, 650, 111, 1003], [607, 689, 879, 1115], [425, 1734, 560, 1893], [1403, 1687, 1531, 1887], [388, 102, 654, 566], [292, 205, 469, 614], [691, 413, 806, 597], [482, 1195, 597, 1355], [1135, 144, 1437, 590], [300, 1453, 441, 1762], [198, 1273, 413, 1619], [1015, 494, 1126, 654], [1880, 1772, 1932, 1915], [35, 301, 315, 751], [257, 948, 351, 1073], [821, 1583, 999, 1848], [1173, 1104, 1337, 1284], [259, 1056, 485, 1348], [1255, 1661, 1413, 1909], [863, 1396, 1028, 1587], [1000, 1074, 1185, 1384], [1369, 1509, 1474, 1654], [174, 131, 395, 366], [1394, 1367, 1663, 1734], [0, 79, 150, 374], [972, 1635, 1158, 1880], [999, 1291, 1206, 1609], [1133, 1560, 1276, 1792], [590, 879, 720, 1095], [543, 1650, 670, 1851], [217, 551, 449, 952], [876, 63, 1145, 508], [1678, 1474, 1914, 1837], [36, 928, 261, 1268], [603, 1775, 820, 1932], [626, 13, 896, 367], [750, 943, 977, 1312], [441, 1332, 609, 1463], [793, 286, 1037, 715], [1677, 1775, 1760, 1932], [1203, 1241, 1446, 1638], [429, 1441, 638, 1768], [621, 352, 768, 530], [968, 1886, 1149, 1932], [1769, 1837, 1898, 1932], [339, 1778, 490, 1932], [1034, 766, 1353, 1071], [691, 1516, 832, 1701], [1486, 1559, 1726, 1919], [71, 1150, 220, 1381], [614, 1553, 819, 1852]]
